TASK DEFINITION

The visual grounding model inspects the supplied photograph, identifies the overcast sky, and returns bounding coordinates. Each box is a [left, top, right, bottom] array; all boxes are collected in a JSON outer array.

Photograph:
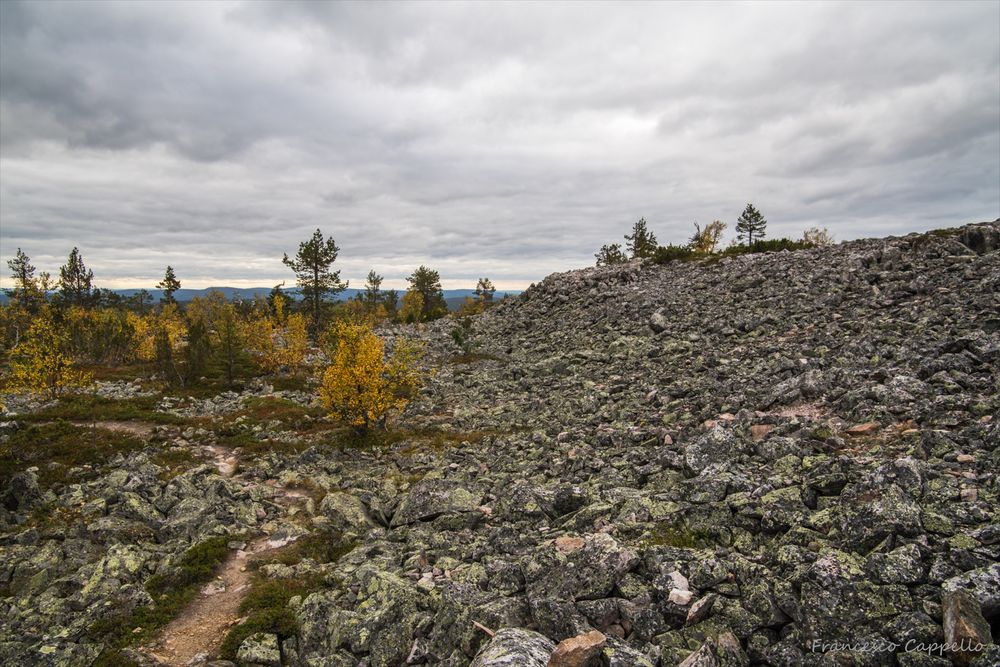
[[1, 1, 998, 290]]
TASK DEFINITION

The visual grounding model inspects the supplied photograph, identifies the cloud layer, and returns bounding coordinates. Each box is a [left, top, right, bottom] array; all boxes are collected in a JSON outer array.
[[1, 0, 998, 289]]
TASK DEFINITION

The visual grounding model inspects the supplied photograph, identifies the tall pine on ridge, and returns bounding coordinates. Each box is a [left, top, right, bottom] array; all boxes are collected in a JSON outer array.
[[282, 229, 348, 333]]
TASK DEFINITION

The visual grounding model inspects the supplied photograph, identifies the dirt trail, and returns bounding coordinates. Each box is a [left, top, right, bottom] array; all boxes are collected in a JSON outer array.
[[141, 444, 307, 666], [144, 538, 262, 666], [69, 420, 160, 437]]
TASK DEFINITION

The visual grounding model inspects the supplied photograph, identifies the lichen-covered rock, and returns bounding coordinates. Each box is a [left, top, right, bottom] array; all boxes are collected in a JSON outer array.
[[390, 479, 481, 527], [469, 628, 555, 667], [797, 549, 911, 643], [1, 470, 50, 513], [835, 483, 924, 552], [601, 636, 656, 667], [943, 564, 1000, 616], [685, 427, 744, 475], [524, 533, 639, 602], [236, 632, 281, 667], [319, 491, 371, 534]]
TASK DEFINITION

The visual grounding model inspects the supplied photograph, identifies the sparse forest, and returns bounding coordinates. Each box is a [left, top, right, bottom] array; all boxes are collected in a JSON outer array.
[[0, 235, 501, 424], [594, 204, 834, 266]]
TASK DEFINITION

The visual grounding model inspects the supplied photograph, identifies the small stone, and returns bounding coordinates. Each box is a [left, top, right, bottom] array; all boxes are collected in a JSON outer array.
[[669, 571, 690, 591], [669, 589, 694, 605], [649, 310, 668, 333], [548, 630, 606, 667], [686, 594, 716, 625]]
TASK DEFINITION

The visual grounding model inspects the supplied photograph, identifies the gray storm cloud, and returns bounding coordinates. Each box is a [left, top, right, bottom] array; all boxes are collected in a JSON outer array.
[[1, 0, 997, 289]]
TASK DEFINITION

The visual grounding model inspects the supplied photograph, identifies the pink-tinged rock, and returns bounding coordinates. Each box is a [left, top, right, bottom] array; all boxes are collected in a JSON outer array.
[[669, 571, 690, 591], [669, 589, 694, 605], [942, 590, 992, 666], [547, 630, 606, 667], [686, 594, 716, 625], [554, 536, 585, 554], [845, 421, 880, 436]]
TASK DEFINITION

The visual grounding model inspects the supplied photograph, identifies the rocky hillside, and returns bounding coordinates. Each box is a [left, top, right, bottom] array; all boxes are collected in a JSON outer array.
[[1, 222, 998, 667]]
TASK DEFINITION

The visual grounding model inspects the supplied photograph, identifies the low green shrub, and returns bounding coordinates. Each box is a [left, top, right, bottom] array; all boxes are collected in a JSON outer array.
[[218, 575, 322, 660], [0, 422, 146, 491], [652, 244, 697, 264]]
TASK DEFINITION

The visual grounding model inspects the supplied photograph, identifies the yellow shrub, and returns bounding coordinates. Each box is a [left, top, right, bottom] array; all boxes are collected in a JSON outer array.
[[244, 295, 308, 373], [133, 303, 185, 362], [3, 306, 92, 398], [319, 321, 423, 432], [399, 290, 424, 323]]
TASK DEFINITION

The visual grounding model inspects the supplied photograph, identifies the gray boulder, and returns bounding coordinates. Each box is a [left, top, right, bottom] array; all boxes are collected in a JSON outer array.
[[469, 628, 554, 667], [390, 479, 481, 527]]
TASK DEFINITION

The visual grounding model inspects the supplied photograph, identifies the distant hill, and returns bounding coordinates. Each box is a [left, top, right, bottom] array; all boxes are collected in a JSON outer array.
[[0, 286, 520, 309]]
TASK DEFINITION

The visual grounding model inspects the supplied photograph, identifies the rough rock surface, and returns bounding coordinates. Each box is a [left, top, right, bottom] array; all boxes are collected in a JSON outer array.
[[1, 221, 999, 666]]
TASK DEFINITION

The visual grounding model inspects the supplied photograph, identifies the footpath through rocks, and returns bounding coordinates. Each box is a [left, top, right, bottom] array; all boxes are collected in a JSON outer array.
[[142, 444, 310, 666]]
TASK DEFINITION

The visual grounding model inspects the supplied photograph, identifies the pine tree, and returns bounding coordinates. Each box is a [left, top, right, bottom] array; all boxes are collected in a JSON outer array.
[[130, 289, 152, 314], [267, 282, 286, 313], [216, 303, 246, 388], [157, 265, 181, 304], [383, 289, 399, 318], [183, 319, 212, 385], [5, 248, 44, 311], [474, 277, 496, 303], [735, 204, 767, 246], [406, 266, 447, 322], [363, 270, 383, 306], [625, 218, 658, 259], [58, 247, 95, 308], [282, 229, 348, 334], [6, 248, 35, 295], [595, 243, 628, 266]]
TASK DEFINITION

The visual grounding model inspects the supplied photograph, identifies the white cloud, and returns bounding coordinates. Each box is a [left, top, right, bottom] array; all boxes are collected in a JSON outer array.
[[1, 0, 997, 289]]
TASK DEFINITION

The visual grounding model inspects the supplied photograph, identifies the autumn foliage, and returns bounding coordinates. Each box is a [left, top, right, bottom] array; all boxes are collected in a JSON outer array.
[[3, 306, 92, 398], [244, 295, 309, 374], [319, 320, 423, 432]]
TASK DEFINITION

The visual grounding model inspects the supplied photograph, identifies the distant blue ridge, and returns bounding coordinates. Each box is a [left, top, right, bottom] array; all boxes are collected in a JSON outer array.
[[0, 287, 520, 309]]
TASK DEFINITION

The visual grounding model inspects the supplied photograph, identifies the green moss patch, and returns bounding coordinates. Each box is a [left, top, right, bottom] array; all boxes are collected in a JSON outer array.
[[0, 421, 147, 491], [644, 523, 714, 549], [19, 394, 184, 425], [250, 529, 355, 570], [218, 574, 322, 661]]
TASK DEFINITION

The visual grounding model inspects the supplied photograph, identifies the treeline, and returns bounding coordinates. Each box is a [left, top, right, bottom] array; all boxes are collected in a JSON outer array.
[[595, 203, 833, 266], [0, 230, 498, 425]]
